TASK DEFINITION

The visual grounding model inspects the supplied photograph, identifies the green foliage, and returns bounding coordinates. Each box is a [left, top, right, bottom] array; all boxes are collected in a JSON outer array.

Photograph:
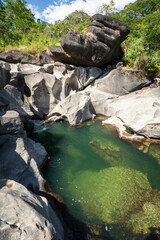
[[0, 0, 159, 75], [116, 0, 160, 75], [99, 0, 116, 15]]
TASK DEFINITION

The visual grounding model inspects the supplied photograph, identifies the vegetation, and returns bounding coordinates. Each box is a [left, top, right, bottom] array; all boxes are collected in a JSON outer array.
[[0, 0, 159, 75], [113, 0, 160, 75]]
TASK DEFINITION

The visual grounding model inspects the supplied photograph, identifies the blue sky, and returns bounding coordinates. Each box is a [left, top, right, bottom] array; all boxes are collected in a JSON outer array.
[[26, 0, 136, 23]]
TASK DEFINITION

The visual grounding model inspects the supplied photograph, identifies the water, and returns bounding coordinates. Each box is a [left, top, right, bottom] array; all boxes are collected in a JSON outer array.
[[32, 120, 160, 239]]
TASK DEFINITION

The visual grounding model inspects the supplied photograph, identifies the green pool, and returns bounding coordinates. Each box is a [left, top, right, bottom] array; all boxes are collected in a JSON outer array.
[[32, 120, 160, 239]]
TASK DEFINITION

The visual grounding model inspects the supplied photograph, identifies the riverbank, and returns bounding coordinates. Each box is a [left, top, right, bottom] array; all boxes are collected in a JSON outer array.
[[0, 52, 160, 240]]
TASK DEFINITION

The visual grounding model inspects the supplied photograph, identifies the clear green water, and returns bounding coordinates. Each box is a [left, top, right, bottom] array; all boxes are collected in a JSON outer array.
[[32, 120, 160, 240]]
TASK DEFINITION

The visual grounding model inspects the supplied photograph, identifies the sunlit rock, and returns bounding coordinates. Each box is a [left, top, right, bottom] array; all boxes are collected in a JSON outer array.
[[0, 179, 64, 240]]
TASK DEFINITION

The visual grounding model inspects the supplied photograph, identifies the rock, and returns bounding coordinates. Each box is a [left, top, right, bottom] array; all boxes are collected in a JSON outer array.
[[88, 68, 150, 96], [49, 45, 72, 64], [0, 61, 11, 90], [60, 31, 111, 67], [23, 64, 102, 117], [48, 91, 94, 125], [0, 179, 64, 240], [24, 72, 61, 116], [102, 116, 144, 140], [104, 87, 160, 138], [0, 110, 23, 135], [85, 88, 117, 115], [0, 85, 33, 119], [67, 167, 151, 224], [0, 133, 47, 192], [18, 63, 44, 73], [50, 14, 130, 67], [44, 64, 54, 74], [0, 50, 41, 65], [0, 94, 9, 112], [126, 190, 160, 238], [91, 14, 130, 40], [53, 61, 75, 78], [0, 50, 24, 63], [81, 66, 103, 89], [39, 50, 55, 65], [21, 54, 40, 65]]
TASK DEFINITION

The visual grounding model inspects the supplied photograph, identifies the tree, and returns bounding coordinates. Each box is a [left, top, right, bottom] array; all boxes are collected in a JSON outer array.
[[116, 0, 160, 74], [98, 0, 116, 15]]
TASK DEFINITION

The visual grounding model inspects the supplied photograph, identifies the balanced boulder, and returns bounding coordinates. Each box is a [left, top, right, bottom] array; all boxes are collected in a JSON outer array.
[[49, 14, 130, 67]]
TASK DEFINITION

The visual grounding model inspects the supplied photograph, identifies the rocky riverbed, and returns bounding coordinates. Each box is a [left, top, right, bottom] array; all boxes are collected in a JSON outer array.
[[0, 13, 160, 240]]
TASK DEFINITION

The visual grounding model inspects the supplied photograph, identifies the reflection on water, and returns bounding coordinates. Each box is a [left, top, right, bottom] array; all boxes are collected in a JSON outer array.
[[32, 120, 160, 240]]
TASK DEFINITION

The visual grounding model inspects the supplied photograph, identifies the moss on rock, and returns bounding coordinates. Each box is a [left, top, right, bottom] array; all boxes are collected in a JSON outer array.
[[148, 143, 160, 165], [127, 190, 160, 235], [69, 167, 151, 224]]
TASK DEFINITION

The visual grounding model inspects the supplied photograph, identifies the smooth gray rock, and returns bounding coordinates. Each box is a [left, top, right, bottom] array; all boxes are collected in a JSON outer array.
[[104, 88, 160, 138], [18, 63, 44, 73], [0, 133, 47, 192], [85, 88, 117, 115], [0, 179, 64, 240], [88, 68, 150, 96], [44, 64, 54, 74], [24, 72, 61, 116], [48, 91, 94, 125], [24, 64, 102, 117], [0, 85, 33, 119], [0, 61, 11, 90], [0, 110, 23, 135], [102, 116, 144, 140]]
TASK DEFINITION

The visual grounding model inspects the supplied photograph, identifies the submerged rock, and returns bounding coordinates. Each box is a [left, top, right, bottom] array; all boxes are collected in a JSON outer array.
[[69, 167, 151, 224], [127, 190, 160, 236], [0, 179, 64, 240]]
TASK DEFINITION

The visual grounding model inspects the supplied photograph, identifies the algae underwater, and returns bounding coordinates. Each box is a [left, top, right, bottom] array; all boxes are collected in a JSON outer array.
[[30, 119, 160, 240]]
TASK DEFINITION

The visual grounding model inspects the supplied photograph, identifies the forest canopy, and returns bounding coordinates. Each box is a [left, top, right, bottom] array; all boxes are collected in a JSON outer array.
[[0, 0, 159, 75]]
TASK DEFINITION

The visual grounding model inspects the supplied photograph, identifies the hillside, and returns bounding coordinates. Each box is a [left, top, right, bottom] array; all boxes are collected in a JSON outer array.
[[0, 0, 159, 76]]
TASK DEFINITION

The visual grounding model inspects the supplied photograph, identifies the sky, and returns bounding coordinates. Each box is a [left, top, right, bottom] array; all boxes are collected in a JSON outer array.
[[27, 0, 136, 23]]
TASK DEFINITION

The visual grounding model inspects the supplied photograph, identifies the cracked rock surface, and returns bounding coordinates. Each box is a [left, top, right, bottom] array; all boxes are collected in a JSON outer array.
[[0, 179, 64, 240]]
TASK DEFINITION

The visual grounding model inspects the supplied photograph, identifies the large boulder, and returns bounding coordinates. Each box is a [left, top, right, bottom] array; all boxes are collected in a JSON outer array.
[[24, 72, 61, 116], [0, 179, 64, 240], [0, 50, 40, 65], [0, 133, 47, 192], [48, 91, 94, 125], [0, 85, 33, 119], [0, 110, 23, 135], [104, 87, 160, 138], [87, 68, 150, 95], [49, 14, 130, 67], [0, 61, 11, 90], [85, 88, 117, 115], [24, 64, 102, 117]]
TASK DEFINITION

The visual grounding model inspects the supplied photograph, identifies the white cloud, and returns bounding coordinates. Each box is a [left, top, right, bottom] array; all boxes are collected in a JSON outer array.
[[42, 0, 136, 23], [27, 4, 42, 20]]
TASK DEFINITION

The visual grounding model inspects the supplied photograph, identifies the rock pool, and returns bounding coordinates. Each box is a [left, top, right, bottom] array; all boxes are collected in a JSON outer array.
[[31, 120, 160, 240]]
